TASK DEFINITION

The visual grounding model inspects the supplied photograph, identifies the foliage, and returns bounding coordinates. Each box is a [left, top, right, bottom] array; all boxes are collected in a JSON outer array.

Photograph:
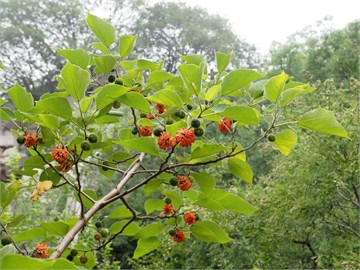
[[0, 13, 348, 270]]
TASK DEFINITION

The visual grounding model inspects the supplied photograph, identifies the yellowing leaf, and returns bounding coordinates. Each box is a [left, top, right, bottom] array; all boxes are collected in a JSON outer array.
[[30, 181, 53, 201]]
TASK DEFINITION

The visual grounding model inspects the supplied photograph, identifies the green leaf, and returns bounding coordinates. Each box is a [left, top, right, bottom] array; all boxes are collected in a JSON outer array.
[[0, 108, 15, 121], [94, 55, 116, 74], [8, 83, 34, 112], [38, 114, 59, 130], [137, 118, 157, 127], [137, 59, 161, 71], [221, 69, 265, 96], [114, 137, 159, 156], [148, 71, 174, 84], [264, 72, 288, 103], [13, 228, 46, 243], [7, 215, 25, 228], [161, 190, 183, 208], [144, 198, 163, 214], [24, 155, 51, 170], [220, 106, 260, 125], [248, 79, 267, 98], [36, 97, 72, 119], [117, 92, 151, 113], [279, 84, 314, 106], [0, 182, 8, 204], [190, 172, 215, 193], [191, 143, 226, 159], [96, 84, 129, 109], [144, 178, 164, 196], [41, 222, 69, 236], [57, 49, 90, 69], [0, 98, 7, 107], [91, 42, 109, 54], [178, 63, 205, 95], [270, 129, 298, 156], [228, 157, 253, 184], [147, 89, 183, 108], [73, 189, 97, 208], [86, 13, 115, 47], [108, 205, 133, 219], [109, 220, 140, 236], [297, 108, 348, 138], [119, 35, 137, 58], [58, 62, 90, 101], [191, 221, 232, 243], [133, 236, 161, 259], [133, 223, 164, 239], [0, 245, 17, 263], [205, 85, 221, 101], [215, 52, 231, 74], [166, 120, 187, 137]]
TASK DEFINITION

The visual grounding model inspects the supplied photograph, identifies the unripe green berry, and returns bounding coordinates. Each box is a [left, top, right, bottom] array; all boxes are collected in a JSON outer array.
[[191, 119, 201, 128], [169, 177, 178, 186], [70, 249, 78, 256], [140, 112, 147, 118], [80, 255, 88, 264], [101, 161, 110, 171], [153, 128, 163, 137], [95, 221, 102, 228], [194, 127, 204, 137], [81, 140, 92, 151], [178, 111, 185, 119], [169, 230, 176, 236], [1, 235, 12, 246], [88, 134, 98, 143], [108, 74, 116, 83], [17, 135, 25, 145], [186, 104, 193, 110], [115, 78, 123, 85], [131, 127, 139, 135], [173, 111, 181, 118], [113, 100, 121, 108], [267, 134, 276, 142], [166, 119, 174, 125], [164, 198, 172, 204], [100, 229, 108, 237], [94, 232, 102, 241], [66, 254, 74, 261]]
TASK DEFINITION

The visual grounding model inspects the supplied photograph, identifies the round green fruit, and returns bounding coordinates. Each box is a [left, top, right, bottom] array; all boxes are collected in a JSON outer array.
[[113, 100, 121, 108], [17, 136, 25, 145], [267, 135, 276, 142], [70, 249, 78, 256], [80, 255, 88, 264], [115, 78, 123, 85], [169, 230, 176, 236], [108, 74, 116, 83], [81, 140, 92, 151], [153, 128, 163, 137], [100, 229, 108, 237], [131, 127, 139, 135], [173, 111, 181, 118], [169, 177, 178, 186], [95, 221, 102, 228], [191, 119, 201, 128], [194, 127, 204, 137], [186, 104, 193, 110], [140, 112, 147, 118], [178, 111, 185, 119], [164, 198, 172, 204], [166, 119, 174, 125], [1, 235, 12, 246], [102, 161, 110, 171], [66, 254, 74, 261], [94, 232, 102, 241], [88, 134, 98, 143]]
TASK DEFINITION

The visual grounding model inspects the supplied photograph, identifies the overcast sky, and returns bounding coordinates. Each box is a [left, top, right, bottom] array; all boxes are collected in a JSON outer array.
[[151, 0, 359, 54]]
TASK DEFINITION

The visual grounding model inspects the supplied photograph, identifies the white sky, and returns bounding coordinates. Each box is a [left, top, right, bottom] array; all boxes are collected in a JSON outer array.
[[151, 0, 359, 54]]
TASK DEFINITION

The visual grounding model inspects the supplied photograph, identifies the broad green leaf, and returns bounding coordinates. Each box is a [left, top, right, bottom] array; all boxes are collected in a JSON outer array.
[[205, 85, 221, 101], [133, 223, 164, 239], [133, 236, 161, 259], [108, 205, 133, 219], [114, 137, 159, 156], [270, 129, 298, 156], [144, 198, 163, 214], [191, 221, 232, 243], [8, 83, 34, 112], [91, 42, 109, 54], [137, 118, 157, 127], [118, 92, 151, 113], [161, 190, 183, 208], [73, 189, 97, 208], [38, 114, 59, 129], [110, 220, 140, 236], [297, 108, 348, 138], [215, 191, 257, 214], [86, 13, 115, 47], [80, 96, 94, 113], [228, 157, 253, 184], [144, 178, 164, 196], [180, 54, 205, 66], [94, 55, 116, 74], [178, 63, 205, 95], [279, 84, 314, 106], [24, 154, 51, 170], [220, 105, 260, 125], [96, 84, 129, 109], [0, 245, 17, 263], [148, 71, 174, 84], [166, 120, 187, 137], [191, 143, 226, 159], [147, 89, 183, 108], [41, 221, 69, 236], [248, 79, 267, 98], [221, 69, 264, 96], [119, 35, 137, 58], [190, 172, 215, 193], [120, 60, 137, 70], [215, 52, 231, 74], [264, 72, 288, 103], [0, 98, 7, 106], [36, 97, 72, 119], [0, 182, 8, 204], [0, 189, 15, 208], [57, 49, 90, 69], [7, 214, 25, 228], [58, 62, 90, 101], [137, 59, 160, 71], [13, 228, 46, 243], [0, 108, 15, 121]]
